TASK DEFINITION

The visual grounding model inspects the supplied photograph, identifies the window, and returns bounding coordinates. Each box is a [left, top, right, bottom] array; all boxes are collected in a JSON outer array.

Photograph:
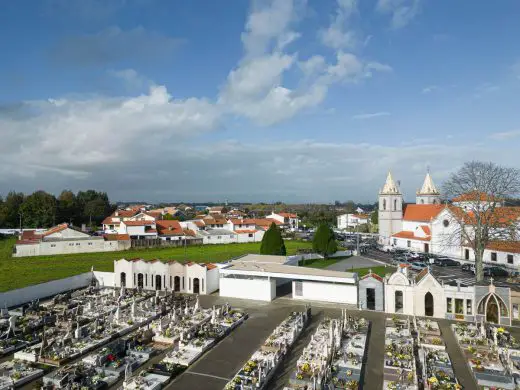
[[170, 276, 172, 287], [88, 242, 92, 246], [217, 236, 221, 239], [151, 275, 153, 287], [189, 278, 191, 290], [145, 274, 148, 287], [75, 243, 80, 246], [446, 298, 452, 313], [393, 239, 397, 245], [407, 240, 411, 248], [466, 299, 472, 315], [182, 277, 185, 289], [51, 244, 56, 248], [508, 254, 514, 264], [491, 252, 497, 262], [383, 199, 386, 211], [202, 278, 205, 292], [134, 273, 136, 285], [395, 291, 403, 313], [394, 199, 397, 211], [421, 199, 424, 204], [248, 233, 253, 238], [465, 249, 469, 260], [455, 299, 464, 314], [443, 219, 449, 228], [513, 304, 519, 319]]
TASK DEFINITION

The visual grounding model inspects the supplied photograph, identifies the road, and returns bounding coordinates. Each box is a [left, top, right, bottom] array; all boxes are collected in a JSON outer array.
[[326, 255, 385, 272]]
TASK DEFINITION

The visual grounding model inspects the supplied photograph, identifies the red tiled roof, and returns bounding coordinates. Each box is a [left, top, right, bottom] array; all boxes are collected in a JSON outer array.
[[486, 241, 520, 254], [279, 212, 297, 218], [453, 191, 499, 202], [116, 210, 139, 217], [122, 220, 155, 226], [206, 263, 217, 270], [392, 230, 431, 242], [144, 211, 162, 219], [41, 223, 69, 237], [235, 229, 257, 234], [254, 218, 282, 227], [403, 204, 444, 222], [193, 220, 205, 227], [420, 226, 431, 235], [361, 272, 383, 282], [230, 218, 256, 225], [399, 263, 411, 268], [156, 220, 183, 235], [104, 234, 130, 241]]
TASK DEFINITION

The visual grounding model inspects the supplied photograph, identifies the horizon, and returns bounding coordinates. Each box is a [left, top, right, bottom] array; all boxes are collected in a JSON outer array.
[[1, 0, 519, 202]]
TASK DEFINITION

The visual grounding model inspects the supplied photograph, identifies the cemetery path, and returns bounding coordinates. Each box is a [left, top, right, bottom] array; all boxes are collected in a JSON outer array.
[[361, 313, 385, 389], [438, 320, 477, 389], [168, 301, 295, 390], [269, 308, 324, 389]]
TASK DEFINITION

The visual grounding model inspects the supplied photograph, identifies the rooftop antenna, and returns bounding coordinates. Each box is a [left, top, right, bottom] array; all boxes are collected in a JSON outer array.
[[427, 165, 430, 174]]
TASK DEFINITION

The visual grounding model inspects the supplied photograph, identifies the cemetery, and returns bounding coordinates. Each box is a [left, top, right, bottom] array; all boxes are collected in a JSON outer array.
[[225, 307, 311, 390], [284, 311, 369, 390], [452, 321, 517, 389]]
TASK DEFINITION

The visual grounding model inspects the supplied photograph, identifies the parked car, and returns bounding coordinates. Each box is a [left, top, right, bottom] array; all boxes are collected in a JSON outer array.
[[461, 263, 475, 273], [410, 261, 427, 271], [483, 266, 509, 277], [434, 258, 460, 267]]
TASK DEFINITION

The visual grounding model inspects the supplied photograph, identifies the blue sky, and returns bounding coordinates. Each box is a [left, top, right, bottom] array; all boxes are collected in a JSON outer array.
[[1, 0, 519, 203]]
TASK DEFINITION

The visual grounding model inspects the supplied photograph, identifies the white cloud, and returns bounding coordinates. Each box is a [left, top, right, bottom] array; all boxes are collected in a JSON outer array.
[[489, 129, 520, 141], [352, 112, 390, 120], [108, 68, 152, 90], [319, 0, 358, 50], [376, 0, 421, 29], [422, 85, 439, 94], [0, 85, 220, 174]]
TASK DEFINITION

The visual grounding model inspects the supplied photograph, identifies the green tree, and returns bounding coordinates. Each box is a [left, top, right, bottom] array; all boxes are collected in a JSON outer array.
[[371, 211, 378, 225], [57, 190, 78, 225], [3, 192, 24, 228], [19, 191, 57, 228], [260, 222, 286, 255], [313, 223, 337, 257]]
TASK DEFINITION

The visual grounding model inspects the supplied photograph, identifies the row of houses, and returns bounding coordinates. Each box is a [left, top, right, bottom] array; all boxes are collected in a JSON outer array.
[[101, 208, 299, 245]]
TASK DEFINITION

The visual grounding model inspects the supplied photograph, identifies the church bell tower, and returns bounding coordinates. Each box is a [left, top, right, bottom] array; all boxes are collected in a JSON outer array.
[[378, 172, 403, 245], [416, 171, 441, 205]]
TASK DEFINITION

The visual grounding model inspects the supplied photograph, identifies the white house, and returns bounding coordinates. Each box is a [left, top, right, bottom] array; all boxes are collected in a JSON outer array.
[[14, 224, 130, 257], [118, 220, 157, 239], [266, 212, 299, 230], [337, 213, 369, 230], [113, 258, 219, 295]]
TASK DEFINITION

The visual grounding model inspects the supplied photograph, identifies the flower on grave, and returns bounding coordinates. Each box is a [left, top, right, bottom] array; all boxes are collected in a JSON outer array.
[[467, 346, 475, 354], [387, 381, 397, 390], [233, 376, 242, 384], [346, 369, 352, 377], [407, 371, 414, 381], [428, 377, 438, 384], [497, 327, 505, 334], [432, 338, 443, 346]]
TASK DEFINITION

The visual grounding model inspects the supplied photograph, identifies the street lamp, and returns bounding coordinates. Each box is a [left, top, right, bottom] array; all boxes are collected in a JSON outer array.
[[18, 212, 23, 234]]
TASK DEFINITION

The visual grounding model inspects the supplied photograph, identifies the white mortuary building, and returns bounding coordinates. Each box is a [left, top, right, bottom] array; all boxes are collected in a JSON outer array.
[[113, 258, 219, 295], [378, 171, 520, 269]]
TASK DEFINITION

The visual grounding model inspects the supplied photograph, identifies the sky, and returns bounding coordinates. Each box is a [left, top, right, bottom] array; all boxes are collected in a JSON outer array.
[[1, 0, 520, 204]]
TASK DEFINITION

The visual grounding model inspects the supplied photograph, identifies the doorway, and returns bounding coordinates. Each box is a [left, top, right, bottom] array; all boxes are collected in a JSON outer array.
[[155, 275, 162, 291], [395, 290, 403, 313], [486, 301, 499, 323], [120, 272, 126, 287], [424, 243, 429, 253], [366, 288, 376, 310], [425, 292, 434, 316], [174, 276, 181, 292], [137, 273, 144, 288], [193, 278, 200, 294], [465, 249, 470, 260]]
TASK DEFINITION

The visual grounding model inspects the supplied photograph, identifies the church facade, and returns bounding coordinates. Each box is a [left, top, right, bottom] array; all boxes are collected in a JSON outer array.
[[377, 171, 520, 269]]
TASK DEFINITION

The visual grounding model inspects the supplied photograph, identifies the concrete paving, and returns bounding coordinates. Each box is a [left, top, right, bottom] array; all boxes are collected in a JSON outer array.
[[326, 255, 385, 272]]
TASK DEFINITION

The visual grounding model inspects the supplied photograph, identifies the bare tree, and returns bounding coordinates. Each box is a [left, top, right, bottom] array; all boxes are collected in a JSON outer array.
[[443, 161, 520, 281]]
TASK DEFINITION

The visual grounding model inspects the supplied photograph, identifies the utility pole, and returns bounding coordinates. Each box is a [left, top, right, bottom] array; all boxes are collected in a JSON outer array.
[[18, 212, 23, 234], [356, 223, 360, 255]]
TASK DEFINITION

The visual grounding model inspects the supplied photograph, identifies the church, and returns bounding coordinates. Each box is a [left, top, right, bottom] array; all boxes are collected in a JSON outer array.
[[377, 171, 520, 268]]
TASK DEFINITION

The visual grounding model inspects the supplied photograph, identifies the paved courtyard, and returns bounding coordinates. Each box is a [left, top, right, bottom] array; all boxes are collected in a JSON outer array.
[[164, 294, 478, 390], [326, 255, 386, 272]]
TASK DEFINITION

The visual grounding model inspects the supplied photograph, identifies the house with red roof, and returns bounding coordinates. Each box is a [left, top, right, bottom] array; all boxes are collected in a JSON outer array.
[[14, 223, 130, 257], [265, 212, 299, 230]]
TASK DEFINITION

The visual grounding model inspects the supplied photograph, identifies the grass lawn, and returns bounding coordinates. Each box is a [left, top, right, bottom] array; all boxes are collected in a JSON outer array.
[[0, 238, 312, 292], [349, 266, 396, 277]]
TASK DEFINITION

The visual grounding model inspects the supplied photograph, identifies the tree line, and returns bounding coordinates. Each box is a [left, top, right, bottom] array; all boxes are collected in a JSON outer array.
[[0, 190, 114, 229]]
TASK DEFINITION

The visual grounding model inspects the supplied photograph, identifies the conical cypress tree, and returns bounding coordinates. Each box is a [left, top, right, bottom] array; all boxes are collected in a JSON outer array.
[[313, 223, 337, 257], [260, 222, 286, 255]]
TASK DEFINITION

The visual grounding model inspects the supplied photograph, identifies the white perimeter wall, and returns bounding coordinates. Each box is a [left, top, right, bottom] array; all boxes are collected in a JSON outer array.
[[219, 277, 275, 301], [0, 272, 94, 308], [292, 281, 357, 305], [93, 271, 115, 287]]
